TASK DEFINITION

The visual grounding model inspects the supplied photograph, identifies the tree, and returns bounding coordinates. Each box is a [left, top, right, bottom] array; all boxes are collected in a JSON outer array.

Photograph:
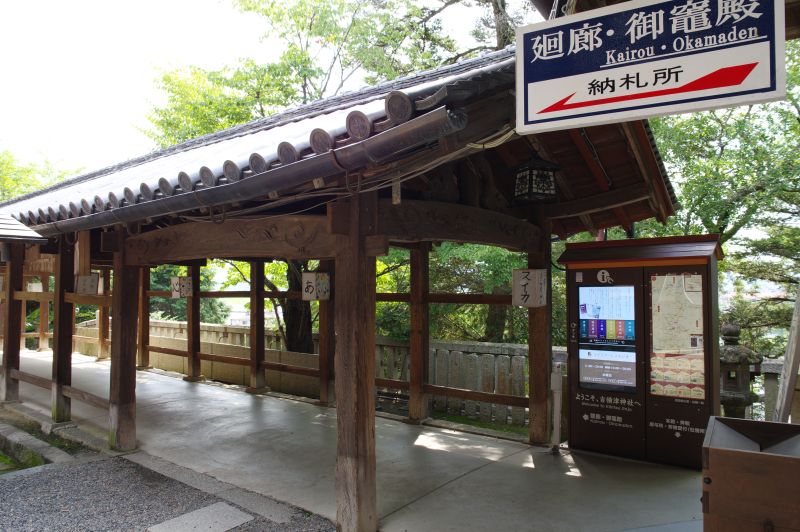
[[0, 151, 67, 202], [147, 0, 459, 352], [149, 264, 230, 324], [639, 41, 800, 357]]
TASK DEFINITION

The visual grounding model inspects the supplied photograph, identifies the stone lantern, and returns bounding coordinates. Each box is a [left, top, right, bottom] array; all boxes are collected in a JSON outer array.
[[719, 323, 762, 418]]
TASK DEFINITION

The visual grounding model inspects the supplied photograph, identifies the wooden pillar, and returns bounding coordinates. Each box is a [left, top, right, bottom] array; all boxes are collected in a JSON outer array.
[[333, 193, 377, 532], [38, 275, 50, 351], [19, 293, 26, 351], [136, 267, 150, 369], [528, 222, 553, 444], [407, 243, 430, 423], [184, 264, 202, 382], [98, 269, 110, 359], [247, 260, 267, 392], [1, 243, 24, 402], [51, 236, 75, 422], [317, 259, 335, 405], [109, 228, 139, 450]]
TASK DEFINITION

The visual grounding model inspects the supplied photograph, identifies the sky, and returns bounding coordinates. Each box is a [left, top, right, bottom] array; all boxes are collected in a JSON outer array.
[[0, 0, 542, 177], [0, 0, 271, 173]]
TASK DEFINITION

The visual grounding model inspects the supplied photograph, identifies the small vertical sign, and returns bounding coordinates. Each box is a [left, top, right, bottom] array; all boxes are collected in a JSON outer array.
[[512, 269, 548, 307], [302, 272, 331, 301], [170, 276, 193, 298]]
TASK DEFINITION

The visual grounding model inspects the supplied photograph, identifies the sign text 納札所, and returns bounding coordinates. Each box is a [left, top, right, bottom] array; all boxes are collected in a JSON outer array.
[[515, 0, 785, 134]]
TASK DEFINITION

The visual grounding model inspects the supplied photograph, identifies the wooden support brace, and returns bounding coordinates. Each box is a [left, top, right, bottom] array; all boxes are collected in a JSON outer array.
[[184, 264, 202, 382], [136, 267, 150, 368], [109, 228, 140, 451], [333, 194, 378, 532], [246, 260, 267, 393], [407, 243, 430, 423], [1, 243, 24, 402], [528, 221, 553, 445]]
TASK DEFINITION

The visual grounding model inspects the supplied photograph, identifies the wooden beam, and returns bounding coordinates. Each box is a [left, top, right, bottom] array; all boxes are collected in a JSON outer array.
[[247, 260, 267, 393], [64, 292, 111, 307], [317, 259, 335, 405], [567, 128, 633, 230], [37, 275, 49, 351], [51, 236, 75, 423], [125, 216, 337, 265], [98, 270, 110, 359], [538, 183, 651, 220], [422, 384, 528, 407], [185, 264, 202, 382], [62, 385, 109, 410], [529, 222, 553, 444], [1, 243, 24, 402], [333, 195, 377, 532], [378, 200, 540, 251], [74, 230, 91, 276], [109, 227, 140, 451], [13, 291, 54, 302], [408, 243, 429, 423], [11, 369, 50, 390], [136, 268, 149, 368], [146, 345, 188, 357]]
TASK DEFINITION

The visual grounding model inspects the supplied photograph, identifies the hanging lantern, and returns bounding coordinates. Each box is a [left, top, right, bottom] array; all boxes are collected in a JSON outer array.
[[514, 156, 560, 203]]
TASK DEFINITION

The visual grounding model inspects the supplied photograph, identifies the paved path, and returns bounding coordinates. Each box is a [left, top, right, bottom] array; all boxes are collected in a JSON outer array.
[[13, 350, 703, 532]]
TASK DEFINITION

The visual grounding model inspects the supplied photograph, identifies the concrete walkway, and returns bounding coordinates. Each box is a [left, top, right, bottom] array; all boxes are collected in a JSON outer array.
[[13, 350, 702, 532]]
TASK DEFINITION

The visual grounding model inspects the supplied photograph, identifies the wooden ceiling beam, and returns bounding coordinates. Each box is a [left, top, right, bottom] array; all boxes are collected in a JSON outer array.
[[567, 128, 634, 231], [539, 183, 651, 220], [377, 199, 540, 252]]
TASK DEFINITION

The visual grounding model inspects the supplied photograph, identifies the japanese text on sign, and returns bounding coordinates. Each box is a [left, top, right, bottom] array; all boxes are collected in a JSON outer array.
[[512, 269, 547, 308], [516, 0, 785, 134]]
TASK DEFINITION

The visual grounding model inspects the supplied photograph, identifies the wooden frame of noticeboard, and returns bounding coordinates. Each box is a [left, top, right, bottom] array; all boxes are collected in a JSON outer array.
[[558, 235, 722, 469]]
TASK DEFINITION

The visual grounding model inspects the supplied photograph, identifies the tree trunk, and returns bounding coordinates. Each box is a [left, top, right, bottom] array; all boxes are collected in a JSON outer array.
[[484, 285, 509, 342], [284, 260, 314, 353], [491, 0, 514, 49]]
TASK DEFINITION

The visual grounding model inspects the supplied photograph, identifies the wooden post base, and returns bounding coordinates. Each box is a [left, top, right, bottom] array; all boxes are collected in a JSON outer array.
[[182, 375, 205, 383], [245, 386, 270, 394]]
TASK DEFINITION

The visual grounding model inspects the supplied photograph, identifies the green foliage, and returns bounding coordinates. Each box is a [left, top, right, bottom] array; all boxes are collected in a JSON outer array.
[[642, 40, 800, 357], [236, 0, 457, 95], [0, 151, 68, 202], [149, 265, 230, 324], [147, 60, 300, 148]]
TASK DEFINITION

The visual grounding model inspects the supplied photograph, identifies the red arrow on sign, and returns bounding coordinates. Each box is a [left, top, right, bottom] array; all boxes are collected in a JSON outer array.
[[537, 63, 759, 114]]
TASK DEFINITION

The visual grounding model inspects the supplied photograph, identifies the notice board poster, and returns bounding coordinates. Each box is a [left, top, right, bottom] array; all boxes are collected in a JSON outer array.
[[578, 286, 636, 391], [650, 274, 705, 399]]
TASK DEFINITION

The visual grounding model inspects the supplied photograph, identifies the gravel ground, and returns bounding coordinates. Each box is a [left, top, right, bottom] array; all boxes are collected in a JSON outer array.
[[0, 456, 334, 532]]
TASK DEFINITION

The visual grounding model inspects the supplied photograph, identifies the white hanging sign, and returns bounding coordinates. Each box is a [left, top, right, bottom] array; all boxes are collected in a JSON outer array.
[[170, 276, 193, 298], [302, 272, 331, 301], [512, 269, 548, 308], [75, 273, 100, 296]]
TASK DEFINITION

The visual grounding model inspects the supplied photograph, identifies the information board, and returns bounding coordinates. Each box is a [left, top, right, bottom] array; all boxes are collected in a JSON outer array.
[[578, 285, 637, 391], [650, 273, 705, 399]]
